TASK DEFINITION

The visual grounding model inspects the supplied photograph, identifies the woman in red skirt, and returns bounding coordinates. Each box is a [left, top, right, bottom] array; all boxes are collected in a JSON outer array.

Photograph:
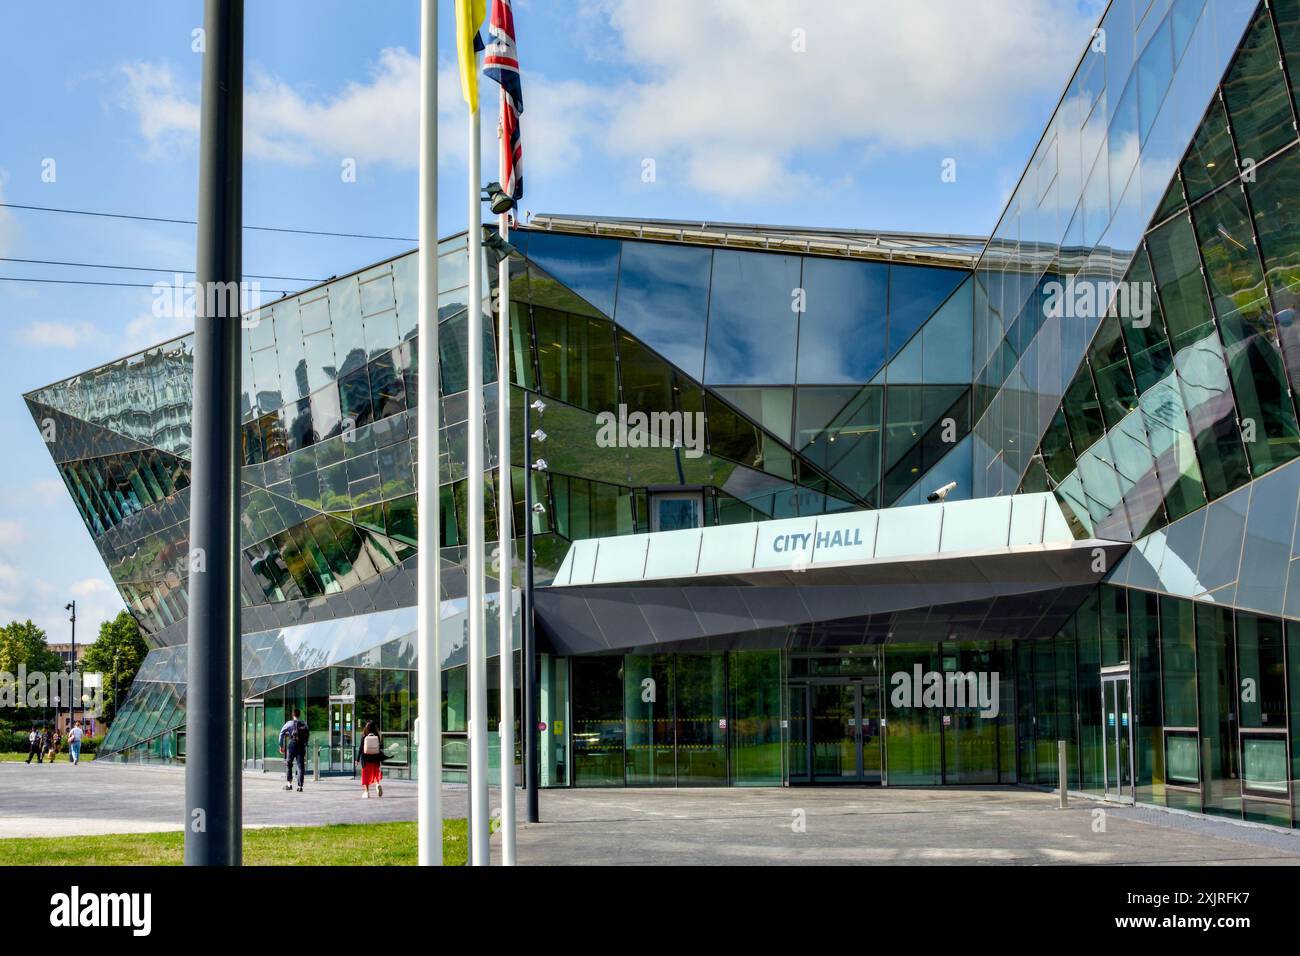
[[357, 720, 384, 798]]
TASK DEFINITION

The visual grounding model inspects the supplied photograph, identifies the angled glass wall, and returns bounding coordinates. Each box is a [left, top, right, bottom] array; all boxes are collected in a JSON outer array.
[[1025, 0, 1300, 565], [972, 0, 1263, 499]]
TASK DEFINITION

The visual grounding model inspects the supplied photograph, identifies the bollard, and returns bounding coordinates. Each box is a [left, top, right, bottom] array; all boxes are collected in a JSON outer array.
[[313, 745, 320, 782], [1057, 739, 1068, 809]]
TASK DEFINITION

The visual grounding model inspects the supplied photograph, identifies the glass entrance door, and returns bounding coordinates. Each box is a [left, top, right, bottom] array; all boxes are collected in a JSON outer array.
[[860, 681, 883, 784], [1101, 672, 1134, 802], [243, 701, 264, 770], [329, 698, 354, 774], [812, 684, 858, 780], [794, 680, 883, 784]]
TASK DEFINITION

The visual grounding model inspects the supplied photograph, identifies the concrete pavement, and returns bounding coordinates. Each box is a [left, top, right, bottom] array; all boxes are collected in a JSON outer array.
[[0, 761, 427, 838], [491, 786, 1300, 865]]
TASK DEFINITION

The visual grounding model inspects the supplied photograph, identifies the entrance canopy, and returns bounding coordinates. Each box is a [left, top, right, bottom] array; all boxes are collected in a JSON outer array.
[[537, 494, 1128, 655]]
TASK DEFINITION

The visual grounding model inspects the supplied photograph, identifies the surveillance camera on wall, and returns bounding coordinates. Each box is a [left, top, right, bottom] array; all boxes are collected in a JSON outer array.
[[927, 480, 958, 503]]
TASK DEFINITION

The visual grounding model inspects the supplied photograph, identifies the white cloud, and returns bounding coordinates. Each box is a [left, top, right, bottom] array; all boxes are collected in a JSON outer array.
[[0, 495, 123, 643], [16, 321, 99, 349], [118, 49, 421, 170], [115, 0, 1104, 201], [15, 310, 191, 353], [70, 578, 114, 600], [244, 49, 421, 166], [121, 310, 194, 353], [30, 479, 67, 505], [116, 62, 201, 161], [581, 0, 1104, 196], [0, 545, 124, 645]]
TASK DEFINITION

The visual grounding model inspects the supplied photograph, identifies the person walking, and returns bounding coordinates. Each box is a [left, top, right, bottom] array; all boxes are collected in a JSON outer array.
[[68, 722, 84, 766], [47, 730, 62, 763], [40, 728, 52, 763], [278, 708, 310, 793], [24, 727, 40, 764], [356, 720, 384, 799]]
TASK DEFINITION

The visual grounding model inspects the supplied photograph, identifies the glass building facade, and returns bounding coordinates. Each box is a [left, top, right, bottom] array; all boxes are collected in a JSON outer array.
[[24, 0, 1300, 828]]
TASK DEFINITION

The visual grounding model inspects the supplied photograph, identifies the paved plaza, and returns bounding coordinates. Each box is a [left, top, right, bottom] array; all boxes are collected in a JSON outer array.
[[498, 786, 1300, 865], [3, 762, 1300, 865]]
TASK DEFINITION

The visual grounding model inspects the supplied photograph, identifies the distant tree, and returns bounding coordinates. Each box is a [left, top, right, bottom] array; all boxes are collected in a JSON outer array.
[[0, 620, 62, 675], [0, 621, 63, 729], [81, 611, 149, 725]]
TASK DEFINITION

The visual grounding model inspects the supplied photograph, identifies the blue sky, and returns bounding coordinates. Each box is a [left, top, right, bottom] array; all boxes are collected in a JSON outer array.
[[0, 0, 1104, 641]]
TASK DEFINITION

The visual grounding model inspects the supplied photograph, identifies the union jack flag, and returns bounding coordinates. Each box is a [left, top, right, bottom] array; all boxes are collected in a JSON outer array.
[[484, 0, 523, 200]]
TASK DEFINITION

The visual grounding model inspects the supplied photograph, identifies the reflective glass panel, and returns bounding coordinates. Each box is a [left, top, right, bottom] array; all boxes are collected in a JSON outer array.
[[795, 257, 887, 384], [1193, 185, 1300, 474], [1221, 6, 1293, 165], [704, 250, 801, 385], [523, 232, 620, 318], [613, 241, 711, 379]]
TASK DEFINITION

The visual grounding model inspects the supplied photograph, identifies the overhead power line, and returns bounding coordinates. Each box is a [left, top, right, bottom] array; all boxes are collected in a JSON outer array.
[[0, 276, 298, 295], [0, 255, 320, 283], [0, 201, 417, 243]]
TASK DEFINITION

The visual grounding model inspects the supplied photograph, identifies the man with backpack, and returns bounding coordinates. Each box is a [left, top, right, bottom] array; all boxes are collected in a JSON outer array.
[[277, 708, 310, 792]]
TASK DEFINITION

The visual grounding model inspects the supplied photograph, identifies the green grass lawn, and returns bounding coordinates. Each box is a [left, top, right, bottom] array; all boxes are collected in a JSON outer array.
[[0, 752, 95, 762], [0, 820, 467, 866]]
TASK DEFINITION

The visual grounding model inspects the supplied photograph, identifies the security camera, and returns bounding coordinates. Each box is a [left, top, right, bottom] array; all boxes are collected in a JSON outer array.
[[927, 480, 958, 503]]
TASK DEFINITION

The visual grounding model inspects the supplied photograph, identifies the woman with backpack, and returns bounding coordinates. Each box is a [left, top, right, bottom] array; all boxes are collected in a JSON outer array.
[[356, 720, 384, 798]]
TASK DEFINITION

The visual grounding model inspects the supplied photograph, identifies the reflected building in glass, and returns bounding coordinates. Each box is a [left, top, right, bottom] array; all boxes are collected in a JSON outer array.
[[24, 0, 1300, 824]]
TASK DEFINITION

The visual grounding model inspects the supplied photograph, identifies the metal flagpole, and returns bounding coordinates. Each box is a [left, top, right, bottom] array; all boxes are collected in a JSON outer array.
[[496, 86, 517, 866], [523, 398, 540, 823], [186, 0, 243, 867], [466, 47, 491, 867], [416, 0, 443, 868]]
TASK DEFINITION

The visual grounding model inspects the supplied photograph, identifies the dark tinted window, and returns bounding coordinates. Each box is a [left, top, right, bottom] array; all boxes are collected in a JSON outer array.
[[887, 265, 966, 360], [796, 257, 887, 384], [614, 241, 711, 379], [522, 231, 620, 317], [703, 250, 801, 385]]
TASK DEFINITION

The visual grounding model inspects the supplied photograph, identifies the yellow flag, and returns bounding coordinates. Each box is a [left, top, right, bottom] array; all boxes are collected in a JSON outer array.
[[456, 0, 487, 113]]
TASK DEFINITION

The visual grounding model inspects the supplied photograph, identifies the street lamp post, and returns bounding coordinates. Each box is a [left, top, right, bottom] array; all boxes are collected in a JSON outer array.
[[112, 650, 122, 722], [64, 600, 75, 730]]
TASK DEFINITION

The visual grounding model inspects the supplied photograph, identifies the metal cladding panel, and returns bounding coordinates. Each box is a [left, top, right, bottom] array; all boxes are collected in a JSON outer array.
[[582, 590, 653, 649], [589, 534, 649, 584], [643, 527, 703, 578], [626, 588, 706, 644], [682, 586, 758, 637], [697, 523, 759, 574]]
